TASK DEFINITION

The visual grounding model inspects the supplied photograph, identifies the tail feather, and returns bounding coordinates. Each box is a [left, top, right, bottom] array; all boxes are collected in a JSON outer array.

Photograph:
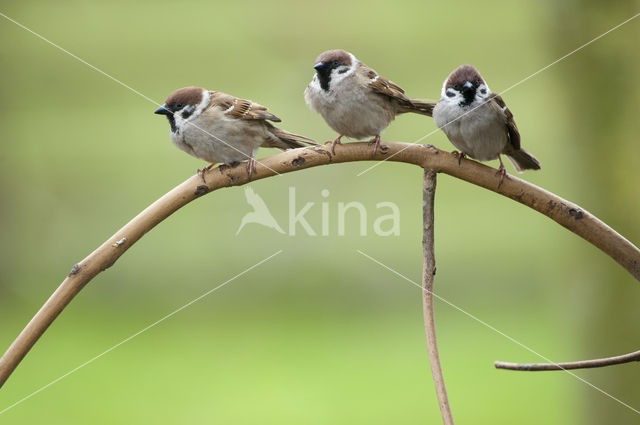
[[266, 125, 318, 150], [402, 98, 436, 116], [506, 149, 541, 173]]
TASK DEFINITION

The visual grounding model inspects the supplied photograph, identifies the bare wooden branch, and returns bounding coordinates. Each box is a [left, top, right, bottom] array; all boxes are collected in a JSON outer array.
[[495, 349, 640, 371], [422, 169, 454, 424], [1, 141, 639, 388]]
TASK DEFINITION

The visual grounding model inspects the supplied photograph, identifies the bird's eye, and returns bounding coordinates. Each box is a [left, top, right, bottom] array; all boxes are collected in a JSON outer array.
[[332, 60, 339, 66], [446, 90, 455, 98], [452, 84, 461, 90], [480, 88, 487, 95], [176, 103, 184, 109]]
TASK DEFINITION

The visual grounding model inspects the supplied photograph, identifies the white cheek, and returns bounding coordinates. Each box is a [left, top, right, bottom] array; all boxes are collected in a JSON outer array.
[[475, 88, 491, 103], [173, 111, 187, 130], [441, 90, 459, 103], [329, 70, 347, 87], [175, 90, 210, 129], [328, 65, 356, 88]]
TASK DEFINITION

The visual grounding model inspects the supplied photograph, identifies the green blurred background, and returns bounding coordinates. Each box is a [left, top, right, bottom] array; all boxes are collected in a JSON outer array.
[[1, 0, 639, 423]]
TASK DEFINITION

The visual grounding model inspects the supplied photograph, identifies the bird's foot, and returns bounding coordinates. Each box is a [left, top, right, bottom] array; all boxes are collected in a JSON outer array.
[[368, 135, 382, 158], [496, 156, 507, 187], [324, 135, 343, 155], [197, 163, 218, 183], [452, 151, 466, 166], [247, 156, 256, 180]]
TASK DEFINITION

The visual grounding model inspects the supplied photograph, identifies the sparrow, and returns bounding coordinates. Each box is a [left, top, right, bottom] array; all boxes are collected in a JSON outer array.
[[155, 86, 316, 179], [304, 49, 435, 156], [432, 65, 540, 185]]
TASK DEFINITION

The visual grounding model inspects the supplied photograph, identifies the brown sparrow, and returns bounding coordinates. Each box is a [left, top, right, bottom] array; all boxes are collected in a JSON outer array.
[[155, 86, 316, 178], [432, 65, 540, 185], [304, 49, 435, 155]]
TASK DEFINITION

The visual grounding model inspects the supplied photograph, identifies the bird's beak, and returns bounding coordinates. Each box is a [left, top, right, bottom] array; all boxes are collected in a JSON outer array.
[[154, 105, 172, 116], [313, 62, 325, 71]]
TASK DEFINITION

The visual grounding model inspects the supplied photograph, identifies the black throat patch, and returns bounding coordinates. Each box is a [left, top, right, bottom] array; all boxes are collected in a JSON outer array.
[[316, 62, 340, 91], [460, 88, 476, 107], [167, 114, 177, 133]]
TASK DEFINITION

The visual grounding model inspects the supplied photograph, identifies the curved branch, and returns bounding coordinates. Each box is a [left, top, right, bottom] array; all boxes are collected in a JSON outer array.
[[1, 142, 639, 388], [422, 169, 454, 424], [495, 349, 640, 371]]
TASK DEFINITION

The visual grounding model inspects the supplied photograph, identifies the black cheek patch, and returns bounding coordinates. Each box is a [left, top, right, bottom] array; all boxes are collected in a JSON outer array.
[[181, 108, 194, 120]]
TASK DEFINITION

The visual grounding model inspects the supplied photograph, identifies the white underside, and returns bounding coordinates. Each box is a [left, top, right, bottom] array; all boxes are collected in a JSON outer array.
[[433, 100, 507, 161], [304, 73, 395, 140], [170, 113, 269, 165]]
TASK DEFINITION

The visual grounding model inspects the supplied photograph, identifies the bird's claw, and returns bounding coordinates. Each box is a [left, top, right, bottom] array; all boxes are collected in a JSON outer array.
[[496, 156, 508, 187], [197, 169, 206, 183], [247, 157, 256, 180], [369, 135, 382, 158], [197, 163, 217, 183], [452, 151, 466, 166], [496, 166, 507, 187], [325, 136, 343, 155]]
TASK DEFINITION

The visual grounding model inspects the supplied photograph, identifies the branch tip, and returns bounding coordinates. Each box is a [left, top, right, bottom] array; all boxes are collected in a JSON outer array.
[[495, 349, 640, 371]]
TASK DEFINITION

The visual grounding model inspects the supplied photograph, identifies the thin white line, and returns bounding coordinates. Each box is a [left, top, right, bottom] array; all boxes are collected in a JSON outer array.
[[0, 12, 159, 105], [499, 12, 640, 96], [0, 250, 283, 415], [0, 12, 285, 176], [356, 249, 640, 415], [356, 12, 640, 177]]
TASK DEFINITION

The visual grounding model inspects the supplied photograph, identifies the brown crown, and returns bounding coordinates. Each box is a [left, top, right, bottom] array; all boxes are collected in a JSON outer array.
[[315, 49, 353, 66], [445, 65, 485, 88], [164, 86, 204, 107]]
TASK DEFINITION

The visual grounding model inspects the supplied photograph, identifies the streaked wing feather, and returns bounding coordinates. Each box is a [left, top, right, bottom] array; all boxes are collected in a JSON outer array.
[[489, 93, 521, 150], [209, 91, 282, 122], [363, 66, 412, 105]]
